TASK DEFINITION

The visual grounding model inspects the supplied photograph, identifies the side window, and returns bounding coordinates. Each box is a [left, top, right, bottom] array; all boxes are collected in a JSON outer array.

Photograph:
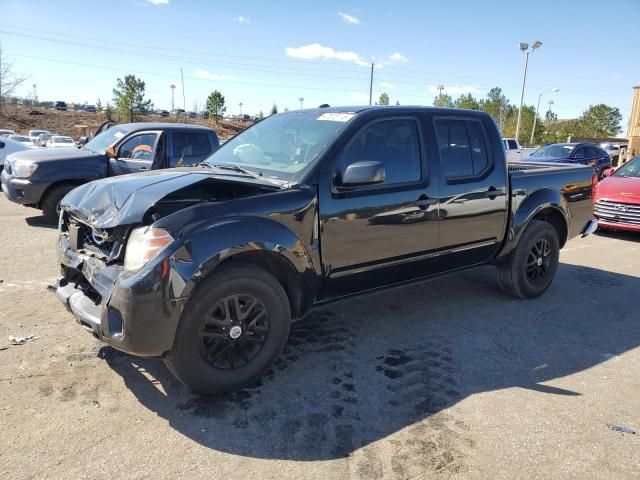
[[171, 132, 212, 166], [435, 119, 490, 180], [507, 139, 518, 150], [573, 147, 586, 158], [335, 119, 422, 186], [118, 133, 157, 161]]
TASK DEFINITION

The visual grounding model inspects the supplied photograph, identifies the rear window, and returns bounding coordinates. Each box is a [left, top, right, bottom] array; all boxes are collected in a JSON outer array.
[[435, 118, 490, 179]]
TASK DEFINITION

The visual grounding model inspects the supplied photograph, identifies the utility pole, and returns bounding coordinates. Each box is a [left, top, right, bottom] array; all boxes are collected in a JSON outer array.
[[368, 63, 374, 105], [32, 84, 37, 106], [437, 84, 445, 104], [170, 84, 176, 111], [299, 97, 304, 110], [239, 102, 243, 116]]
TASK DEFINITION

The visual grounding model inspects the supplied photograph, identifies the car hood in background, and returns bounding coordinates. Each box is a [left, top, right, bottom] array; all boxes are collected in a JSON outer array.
[[7, 146, 101, 164], [524, 156, 574, 163], [596, 176, 640, 204]]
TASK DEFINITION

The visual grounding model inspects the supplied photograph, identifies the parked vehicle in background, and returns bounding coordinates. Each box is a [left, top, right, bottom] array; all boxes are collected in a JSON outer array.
[[172, 109, 185, 116], [46, 136, 75, 148], [36, 133, 56, 147], [593, 156, 640, 232], [28, 130, 50, 143], [155, 109, 170, 117], [0, 129, 16, 138], [82, 105, 97, 113], [50, 106, 597, 394], [9, 134, 36, 146], [54, 101, 67, 111], [186, 111, 197, 118], [600, 143, 621, 166], [503, 138, 537, 162], [2, 123, 219, 223], [0, 137, 38, 174], [528, 143, 611, 178]]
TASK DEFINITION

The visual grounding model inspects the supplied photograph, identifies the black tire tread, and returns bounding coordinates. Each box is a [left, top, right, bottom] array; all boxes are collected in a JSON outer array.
[[42, 184, 75, 224]]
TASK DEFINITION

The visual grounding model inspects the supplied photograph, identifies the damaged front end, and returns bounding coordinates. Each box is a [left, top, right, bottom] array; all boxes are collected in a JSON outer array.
[[51, 170, 277, 356]]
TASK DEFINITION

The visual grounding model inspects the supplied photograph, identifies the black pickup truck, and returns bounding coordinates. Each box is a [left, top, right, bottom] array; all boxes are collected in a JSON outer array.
[[1, 123, 219, 223], [51, 106, 597, 394]]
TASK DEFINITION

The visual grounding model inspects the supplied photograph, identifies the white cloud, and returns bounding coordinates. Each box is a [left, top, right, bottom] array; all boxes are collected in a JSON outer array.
[[338, 12, 360, 24], [380, 81, 397, 89], [146, 0, 168, 5], [427, 84, 483, 96], [387, 52, 408, 63], [285, 43, 369, 67], [195, 68, 234, 81], [236, 15, 250, 24], [351, 92, 369, 102]]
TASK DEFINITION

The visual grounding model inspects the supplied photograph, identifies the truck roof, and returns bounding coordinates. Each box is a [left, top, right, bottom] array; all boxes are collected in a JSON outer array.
[[286, 105, 490, 115], [116, 122, 215, 132]]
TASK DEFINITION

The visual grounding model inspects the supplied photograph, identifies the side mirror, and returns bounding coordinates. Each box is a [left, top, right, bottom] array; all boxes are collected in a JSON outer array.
[[338, 161, 385, 188], [106, 146, 116, 158], [602, 168, 615, 177], [0, 141, 5, 149], [78, 136, 88, 145]]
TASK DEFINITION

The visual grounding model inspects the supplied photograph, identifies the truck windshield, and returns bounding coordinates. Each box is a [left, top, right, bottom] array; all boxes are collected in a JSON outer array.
[[530, 144, 575, 158], [202, 111, 357, 182], [84, 126, 131, 155]]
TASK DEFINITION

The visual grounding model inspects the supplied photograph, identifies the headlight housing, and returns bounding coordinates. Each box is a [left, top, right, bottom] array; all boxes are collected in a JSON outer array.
[[124, 226, 174, 272], [13, 160, 38, 178]]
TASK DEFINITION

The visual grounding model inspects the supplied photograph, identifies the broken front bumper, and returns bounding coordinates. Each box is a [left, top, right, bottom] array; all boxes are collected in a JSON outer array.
[[52, 232, 193, 357]]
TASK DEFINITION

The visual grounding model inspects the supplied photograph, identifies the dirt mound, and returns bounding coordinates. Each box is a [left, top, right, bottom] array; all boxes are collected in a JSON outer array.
[[0, 106, 249, 140]]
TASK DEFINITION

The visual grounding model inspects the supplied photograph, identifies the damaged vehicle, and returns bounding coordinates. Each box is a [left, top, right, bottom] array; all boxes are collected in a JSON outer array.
[[52, 106, 597, 394], [1, 123, 219, 223]]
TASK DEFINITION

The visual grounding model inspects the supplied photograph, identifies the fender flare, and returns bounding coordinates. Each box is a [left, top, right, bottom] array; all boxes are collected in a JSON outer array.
[[498, 188, 569, 258]]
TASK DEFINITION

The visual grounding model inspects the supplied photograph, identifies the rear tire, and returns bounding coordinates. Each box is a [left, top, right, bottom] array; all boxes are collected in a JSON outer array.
[[42, 184, 76, 225], [497, 220, 560, 299], [166, 264, 291, 395]]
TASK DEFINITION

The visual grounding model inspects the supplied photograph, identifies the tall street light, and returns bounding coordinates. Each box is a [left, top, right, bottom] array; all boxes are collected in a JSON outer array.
[[515, 41, 542, 143], [299, 97, 304, 110], [530, 87, 559, 144], [170, 84, 176, 111]]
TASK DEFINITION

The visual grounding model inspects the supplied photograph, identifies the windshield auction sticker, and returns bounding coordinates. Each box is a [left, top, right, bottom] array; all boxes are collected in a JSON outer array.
[[317, 112, 356, 122]]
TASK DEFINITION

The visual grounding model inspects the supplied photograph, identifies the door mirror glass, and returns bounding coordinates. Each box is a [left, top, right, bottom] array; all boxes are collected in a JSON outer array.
[[106, 146, 116, 158], [78, 136, 88, 145], [339, 161, 385, 187]]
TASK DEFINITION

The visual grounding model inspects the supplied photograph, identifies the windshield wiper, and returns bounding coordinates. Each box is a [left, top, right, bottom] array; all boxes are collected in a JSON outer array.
[[196, 163, 286, 187]]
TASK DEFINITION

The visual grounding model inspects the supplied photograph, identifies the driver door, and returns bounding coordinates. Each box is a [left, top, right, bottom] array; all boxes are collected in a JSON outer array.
[[109, 131, 163, 176]]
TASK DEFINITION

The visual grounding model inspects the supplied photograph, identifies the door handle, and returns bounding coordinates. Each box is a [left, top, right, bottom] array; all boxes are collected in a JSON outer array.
[[486, 186, 505, 199], [414, 195, 437, 210]]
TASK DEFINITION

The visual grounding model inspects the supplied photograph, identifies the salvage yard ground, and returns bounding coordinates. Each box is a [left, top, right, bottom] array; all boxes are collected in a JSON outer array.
[[0, 195, 638, 479]]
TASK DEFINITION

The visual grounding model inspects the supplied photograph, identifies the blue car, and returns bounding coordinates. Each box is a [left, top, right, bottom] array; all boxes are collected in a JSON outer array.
[[527, 143, 611, 177]]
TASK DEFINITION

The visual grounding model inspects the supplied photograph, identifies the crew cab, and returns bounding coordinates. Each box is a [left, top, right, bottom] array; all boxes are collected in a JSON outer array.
[[2, 123, 219, 223], [51, 106, 597, 394]]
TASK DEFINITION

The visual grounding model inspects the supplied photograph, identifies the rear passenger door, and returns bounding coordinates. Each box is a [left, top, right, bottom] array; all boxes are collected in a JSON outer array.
[[169, 131, 216, 167], [434, 116, 508, 269]]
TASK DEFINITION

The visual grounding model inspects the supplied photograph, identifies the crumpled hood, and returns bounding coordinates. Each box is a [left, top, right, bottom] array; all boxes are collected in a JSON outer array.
[[61, 170, 211, 228], [596, 176, 640, 204], [7, 146, 99, 163]]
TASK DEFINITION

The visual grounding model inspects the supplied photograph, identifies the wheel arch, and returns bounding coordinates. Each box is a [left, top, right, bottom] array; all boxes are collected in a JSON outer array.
[[39, 179, 87, 208]]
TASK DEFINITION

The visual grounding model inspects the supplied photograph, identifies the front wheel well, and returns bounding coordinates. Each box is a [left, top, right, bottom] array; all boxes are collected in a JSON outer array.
[[39, 180, 86, 208], [216, 251, 307, 318], [533, 208, 568, 248]]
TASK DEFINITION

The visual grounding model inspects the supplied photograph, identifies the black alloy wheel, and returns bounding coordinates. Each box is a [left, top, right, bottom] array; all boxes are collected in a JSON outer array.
[[525, 238, 552, 285]]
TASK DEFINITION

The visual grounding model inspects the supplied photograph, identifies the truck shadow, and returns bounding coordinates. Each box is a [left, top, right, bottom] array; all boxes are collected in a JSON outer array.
[[25, 215, 56, 229], [103, 263, 640, 462]]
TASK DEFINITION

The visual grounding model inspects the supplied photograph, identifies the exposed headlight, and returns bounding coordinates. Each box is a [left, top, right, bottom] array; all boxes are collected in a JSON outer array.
[[124, 226, 174, 272], [13, 160, 38, 178]]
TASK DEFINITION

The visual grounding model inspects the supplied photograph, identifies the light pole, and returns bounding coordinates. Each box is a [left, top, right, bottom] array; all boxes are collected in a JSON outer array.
[[530, 87, 559, 145], [299, 97, 304, 110], [239, 102, 243, 117], [515, 41, 542, 143], [170, 84, 176, 111]]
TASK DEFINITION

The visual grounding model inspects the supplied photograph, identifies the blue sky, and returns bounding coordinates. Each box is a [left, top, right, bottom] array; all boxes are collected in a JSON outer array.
[[2, 0, 639, 133]]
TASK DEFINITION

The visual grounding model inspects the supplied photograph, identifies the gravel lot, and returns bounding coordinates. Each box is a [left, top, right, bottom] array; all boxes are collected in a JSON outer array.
[[1, 195, 639, 479]]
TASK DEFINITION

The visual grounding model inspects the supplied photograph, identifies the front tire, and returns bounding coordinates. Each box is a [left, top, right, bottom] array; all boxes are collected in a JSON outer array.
[[42, 184, 75, 224], [166, 264, 291, 395], [497, 220, 560, 299]]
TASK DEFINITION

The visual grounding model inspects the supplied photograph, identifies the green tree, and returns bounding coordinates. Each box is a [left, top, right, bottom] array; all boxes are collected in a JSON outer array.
[[378, 92, 390, 105], [96, 98, 103, 113], [395, 100, 400, 106], [433, 93, 453, 108], [112, 74, 153, 122], [453, 93, 480, 110], [257, 111, 264, 120], [206, 90, 226, 123], [270, 103, 278, 115], [577, 104, 622, 137], [479, 87, 513, 130]]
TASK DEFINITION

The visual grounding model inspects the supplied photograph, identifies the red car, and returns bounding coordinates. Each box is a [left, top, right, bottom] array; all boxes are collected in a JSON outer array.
[[593, 156, 640, 232]]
